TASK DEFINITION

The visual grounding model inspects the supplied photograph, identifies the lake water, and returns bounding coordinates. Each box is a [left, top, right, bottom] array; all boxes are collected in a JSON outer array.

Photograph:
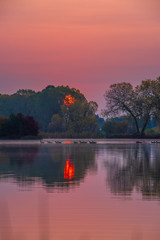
[[0, 141, 160, 240]]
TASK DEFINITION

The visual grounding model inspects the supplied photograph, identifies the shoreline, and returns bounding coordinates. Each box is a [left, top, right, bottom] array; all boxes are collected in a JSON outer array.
[[0, 138, 159, 145]]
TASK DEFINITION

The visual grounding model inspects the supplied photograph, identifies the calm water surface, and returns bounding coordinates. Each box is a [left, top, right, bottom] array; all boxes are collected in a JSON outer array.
[[0, 142, 160, 240]]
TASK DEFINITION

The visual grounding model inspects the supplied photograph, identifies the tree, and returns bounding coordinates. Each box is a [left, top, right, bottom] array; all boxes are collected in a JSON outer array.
[[103, 79, 160, 137], [23, 115, 39, 136], [16, 89, 36, 96], [0, 113, 39, 138], [48, 100, 98, 136], [134, 79, 159, 136], [61, 100, 98, 134], [102, 119, 129, 137], [48, 114, 64, 132], [0, 115, 9, 136]]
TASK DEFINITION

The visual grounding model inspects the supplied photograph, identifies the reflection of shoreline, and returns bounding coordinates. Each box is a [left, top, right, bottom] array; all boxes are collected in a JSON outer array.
[[0, 145, 97, 191], [103, 144, 160, 199]]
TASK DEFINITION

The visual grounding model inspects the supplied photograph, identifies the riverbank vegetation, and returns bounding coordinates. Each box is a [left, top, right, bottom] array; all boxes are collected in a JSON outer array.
[[0, 86, 99, 138], [0, 113, 39, 139], [0, 77, 160, 138]]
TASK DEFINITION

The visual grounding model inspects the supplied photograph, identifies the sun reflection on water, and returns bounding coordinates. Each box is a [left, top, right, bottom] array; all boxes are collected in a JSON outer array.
[[64, 159, 75, 180]]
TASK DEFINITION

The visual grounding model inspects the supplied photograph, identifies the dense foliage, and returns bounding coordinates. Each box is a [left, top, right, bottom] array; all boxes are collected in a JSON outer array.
[[0, 113, 39, 138], [0, 86, 86, 131], [0, 85, 99, 137], [102, 118, 130, 137], [48, 100, 99, 137]]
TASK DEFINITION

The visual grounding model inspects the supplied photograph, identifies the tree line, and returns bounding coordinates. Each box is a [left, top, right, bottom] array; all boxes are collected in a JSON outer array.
[[0, 85, 86, 131], [0, 85, 99, 138], [0, 77, 160, 138]]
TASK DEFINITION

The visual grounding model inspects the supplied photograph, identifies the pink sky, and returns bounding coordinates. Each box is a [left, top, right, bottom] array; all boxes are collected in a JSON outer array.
[[0, 0, 160, 111]]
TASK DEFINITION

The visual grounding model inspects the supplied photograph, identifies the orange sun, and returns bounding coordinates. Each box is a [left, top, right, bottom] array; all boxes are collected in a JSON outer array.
[[63, 95, 75, 106]]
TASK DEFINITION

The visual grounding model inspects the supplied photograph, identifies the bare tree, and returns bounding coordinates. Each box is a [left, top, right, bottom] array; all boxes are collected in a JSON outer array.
[[103, 79, 160, 137]]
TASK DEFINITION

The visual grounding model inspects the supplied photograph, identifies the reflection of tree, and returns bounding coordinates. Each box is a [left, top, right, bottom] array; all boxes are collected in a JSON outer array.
[[104, 144, 160, 198], [0, 145, 39, 184], [0, 144, 97, 190]]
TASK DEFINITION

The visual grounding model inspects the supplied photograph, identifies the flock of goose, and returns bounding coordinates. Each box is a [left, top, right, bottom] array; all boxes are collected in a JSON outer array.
[[136, 140, 160, 144], [40, 139, 160, 145], [40, 139, 97, 144]]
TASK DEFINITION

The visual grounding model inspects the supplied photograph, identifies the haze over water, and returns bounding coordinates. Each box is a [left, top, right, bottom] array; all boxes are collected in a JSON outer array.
[[0, 142, 160, 240]]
